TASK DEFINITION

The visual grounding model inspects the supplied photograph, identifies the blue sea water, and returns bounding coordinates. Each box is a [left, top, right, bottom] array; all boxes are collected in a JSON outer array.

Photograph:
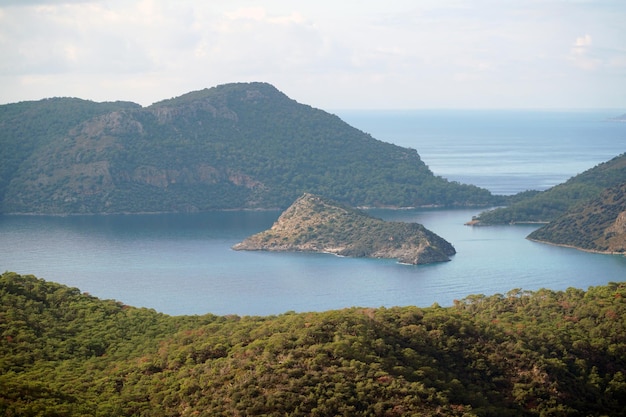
[[338, 109, 625, 195], [1, 110, 625, 316]]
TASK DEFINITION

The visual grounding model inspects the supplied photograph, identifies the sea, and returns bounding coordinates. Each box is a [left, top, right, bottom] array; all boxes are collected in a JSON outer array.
[[1, 110, 625, 316]]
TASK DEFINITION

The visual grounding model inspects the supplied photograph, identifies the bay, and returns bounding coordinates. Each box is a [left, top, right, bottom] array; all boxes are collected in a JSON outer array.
[[1, 209, 625, 316], [1, 110, 625, 316]]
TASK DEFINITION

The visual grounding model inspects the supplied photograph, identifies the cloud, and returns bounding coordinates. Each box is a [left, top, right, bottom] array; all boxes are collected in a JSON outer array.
[[574, 34, 593, 48], [0, 0, 95, 6], [569, 34, 603, 71], [0, 1, 625, 108]]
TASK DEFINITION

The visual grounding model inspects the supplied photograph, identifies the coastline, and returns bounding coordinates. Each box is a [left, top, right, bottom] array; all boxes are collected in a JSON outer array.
[[527, 237, 625, 256]]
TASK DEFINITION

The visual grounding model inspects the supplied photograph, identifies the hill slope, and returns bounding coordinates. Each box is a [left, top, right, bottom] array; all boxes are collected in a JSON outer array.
[[0, 98, 140, 211], [472, 153, 626, 225], [528, 182, 626, 254], [233, 193, 456, 264], [2, 272, 625, 416], [0, 82, 497, 214]]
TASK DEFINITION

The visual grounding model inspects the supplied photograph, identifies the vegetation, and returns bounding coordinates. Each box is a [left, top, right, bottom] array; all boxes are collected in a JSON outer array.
[[528, 182, 626, 253], [234, 193, 456, 264], [0, 83, 499, 214], [2, 271, 625, 416], [0, 98, 140, 213], [473, 153, 626, 225]]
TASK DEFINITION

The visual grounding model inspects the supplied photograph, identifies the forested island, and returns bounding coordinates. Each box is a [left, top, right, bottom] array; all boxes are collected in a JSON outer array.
[[233, 193, 456, 264], [0, 82, 498, 215], [1, 272, 625, 416]]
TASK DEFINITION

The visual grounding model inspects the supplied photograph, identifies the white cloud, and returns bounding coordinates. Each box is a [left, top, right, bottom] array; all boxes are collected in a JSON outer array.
[[0, 0, 625, 108], [574, 34, 593, 48]]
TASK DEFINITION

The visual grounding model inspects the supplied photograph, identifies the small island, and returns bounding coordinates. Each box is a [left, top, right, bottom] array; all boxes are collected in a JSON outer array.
[[233, 193, 456, 264], [609, 113, 626, 122]]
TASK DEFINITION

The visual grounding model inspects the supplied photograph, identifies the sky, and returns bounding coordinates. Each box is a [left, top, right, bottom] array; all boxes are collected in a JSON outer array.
[[1, 0, 625, 109]]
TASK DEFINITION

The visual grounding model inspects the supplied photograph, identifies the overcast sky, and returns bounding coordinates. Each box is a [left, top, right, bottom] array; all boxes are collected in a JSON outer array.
[[1, 0, 625, 109]]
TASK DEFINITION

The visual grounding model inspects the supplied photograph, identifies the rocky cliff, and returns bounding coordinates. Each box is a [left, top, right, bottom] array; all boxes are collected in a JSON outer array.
[[233, 193, 456, 264]]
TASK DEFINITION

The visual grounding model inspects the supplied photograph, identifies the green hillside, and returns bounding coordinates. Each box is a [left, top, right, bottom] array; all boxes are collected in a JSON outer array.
[[0, 98, 140, 211], [0, 82, 497, 214], [528, 182, 626, 253], [473, 153, 626, 225], [2, 271, 625, 416]]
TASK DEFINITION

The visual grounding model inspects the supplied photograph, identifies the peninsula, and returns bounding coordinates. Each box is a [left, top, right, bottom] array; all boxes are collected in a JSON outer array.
[[470, 152, 626, 225], [528, 182, 626, 254], [233, 193, 456, 264]]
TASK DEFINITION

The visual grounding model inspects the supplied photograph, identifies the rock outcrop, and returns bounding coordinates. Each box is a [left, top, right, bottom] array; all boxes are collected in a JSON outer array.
[[233, 193, 456, 264]]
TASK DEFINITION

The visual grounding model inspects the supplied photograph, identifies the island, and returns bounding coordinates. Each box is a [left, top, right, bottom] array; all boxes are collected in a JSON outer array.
[[232, 193, 456, 264], [609, 113, 626, 122]]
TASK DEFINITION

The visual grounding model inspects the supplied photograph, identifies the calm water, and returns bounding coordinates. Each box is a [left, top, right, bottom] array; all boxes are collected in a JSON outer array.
[[1, 110, 625, 316], [338, 109, 626, 195]]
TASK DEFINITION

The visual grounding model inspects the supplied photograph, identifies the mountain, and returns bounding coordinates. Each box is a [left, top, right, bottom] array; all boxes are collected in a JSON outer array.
[[471, 153, 626, 225], [0, 82, 497, 214], [233, 193, 456, 264], [527, 182, 626, 254], [0, 97, 140, 212], [2, 271, 626, 416]]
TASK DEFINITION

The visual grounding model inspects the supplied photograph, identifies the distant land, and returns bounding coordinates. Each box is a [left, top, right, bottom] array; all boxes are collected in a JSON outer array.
[[609, 113, 626, 122], [2, 271, 625, 416], [470, 153, 626, 225], [528, 182, 626, 254], [0, 82, 498, 215], [233, 193, 456, 264]]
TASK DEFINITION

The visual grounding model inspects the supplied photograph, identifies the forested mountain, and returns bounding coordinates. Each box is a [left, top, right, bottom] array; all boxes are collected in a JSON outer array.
[[0, 98, 140, 213], [528, 182, 626, 254], [233, 193, 456, 264], [1, 272, 625, 416], [472, 153, 626, 225], [0, 83, 497, 214]]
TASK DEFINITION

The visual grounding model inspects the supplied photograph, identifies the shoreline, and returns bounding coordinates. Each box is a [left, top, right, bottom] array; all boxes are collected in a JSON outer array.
[[527, 237, 625, 256], [1, 204, 495, 217]]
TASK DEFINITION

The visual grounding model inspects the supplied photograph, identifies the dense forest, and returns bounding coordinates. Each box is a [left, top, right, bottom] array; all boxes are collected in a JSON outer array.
[[0, 83, 498, 214], [2, 271, 625, 416], [473, 153, 626, 225], [528, 182, 626, 253], [0, 98, 140, 213]]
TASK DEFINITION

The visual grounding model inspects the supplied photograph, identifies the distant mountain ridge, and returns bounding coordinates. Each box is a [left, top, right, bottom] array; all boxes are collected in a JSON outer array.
[[528, 182, 626, 254], [233, 193, 456, 264], [0, 82, 497, 214]]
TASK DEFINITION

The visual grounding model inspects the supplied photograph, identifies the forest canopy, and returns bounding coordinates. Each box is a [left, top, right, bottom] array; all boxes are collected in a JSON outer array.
[[1, 271, 625, 416]]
